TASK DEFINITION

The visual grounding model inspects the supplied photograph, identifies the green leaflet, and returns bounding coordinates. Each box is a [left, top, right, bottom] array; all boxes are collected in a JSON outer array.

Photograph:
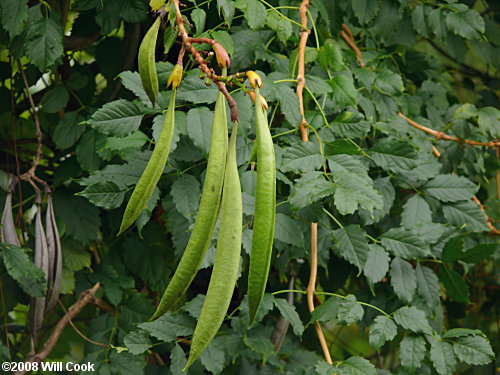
[[150, 91, 228, 320], [118, 91, 176, 235], [247, 86, 276, 323], [183, 122, 242, 371], [138, 17, 161, 105]]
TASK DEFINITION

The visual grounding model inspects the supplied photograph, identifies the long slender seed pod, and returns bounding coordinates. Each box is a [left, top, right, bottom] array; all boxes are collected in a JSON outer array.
[[247, 86, 276, 323], [183, 122, 242, 371], [138, 17, 161, 105], [45, 192, 62, 312], [119, 91, 176, 235], [30, 191, 50, 345], [151, 91, 228, 319], [1, 179, 20, 246]]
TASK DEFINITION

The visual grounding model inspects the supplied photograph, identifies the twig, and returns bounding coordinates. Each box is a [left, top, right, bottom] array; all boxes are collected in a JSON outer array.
[[340, 24, 365, 67], [307, 223, 333, 364], [14, 283, 101, 375], [432, 146, 441, 158], [472, 196, 500, 236], [398, 113, 500, 148], [496, 147, 500, 200], [17, 60, 44, 181], [296, 0, 310, 142], [57, 300, 108, 348], [171, 0, 239, 121]]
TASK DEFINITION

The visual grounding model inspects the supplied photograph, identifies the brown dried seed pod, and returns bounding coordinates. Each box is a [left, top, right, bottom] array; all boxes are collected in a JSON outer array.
[[45, 192, 62, 313]]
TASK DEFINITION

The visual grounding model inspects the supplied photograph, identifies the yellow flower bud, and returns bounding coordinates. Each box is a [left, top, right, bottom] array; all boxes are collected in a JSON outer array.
[[167, 64, 183, 89], [248, 90, 268, 110], [212, 42, 231, 69], [150, 0, 166, 11], [246, 70, 262, 88]]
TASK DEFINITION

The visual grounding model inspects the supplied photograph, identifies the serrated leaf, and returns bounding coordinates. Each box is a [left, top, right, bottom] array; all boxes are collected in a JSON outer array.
[[191, 8, 206, 33], [330, 158, 383, 215], [369, 315, 397, 349], [329, 75, 358, 106], [1, 0, 28, 37], [177, 76, 218, 104], [477, 107, 500, 138], [333, 225, 370, 272], [281, 142, 323, 173], [337, 295, 364, 324], [0, 243, 46, 297], [430, 340, 456, 375], [274, 298, 304, 336], [390, 257, 416, 303], [442, 236, 464, 262], [119, 71, 151, 106], [40, 86, 69, 113], [25, 18, 64, 71], [86, 100, 144, 137], [352, 0, 380, 24], [393, 306, 432, 334], [170, 175, 201, 220], [318, 39, 344, 71], [442, 201, 489, 233], [200, 338, 226, 374], [274, 213, 304, 247], [446, 9, 485, 39], [310, 297, 342, 323], [236, 0, 266, 29], [401, 195, 432, 228], [267, 11, 292, 43], [276, 85, 302, 125], [123, 330, 150, 355], [336, 356, 377, 375], [452, 335, 494, 365], [369, 138, 418, 173], [53, 111, 86, 149], [442, 328, 485, 339], [439, 265, 469, 303], [364, 244, 390, 284], [424, 175, 478, 202], [381, 228, 430, 259], [289, 172, 335, 210], [78, 181, 125, 209], [170, 344, 187, 375], [138, 312, 194, 342], [186, 106, 214, 156], [459, 243, 497, 263], [415, 264, 440, 307], [375, 69, 404, 96], [400, 335, 426, 371], [411, 4, 431, 37]]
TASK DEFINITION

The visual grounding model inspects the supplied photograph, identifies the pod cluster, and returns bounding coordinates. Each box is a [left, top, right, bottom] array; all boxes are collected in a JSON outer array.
[[120, 16, 277, 369], [1, 179, 62, 345]]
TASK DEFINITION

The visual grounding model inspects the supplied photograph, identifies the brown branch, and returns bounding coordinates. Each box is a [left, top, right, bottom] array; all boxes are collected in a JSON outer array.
[[307, 223, 333, 364], [398, 113, 500, 148], [14, 283, 101, 375], [340, 25, 365, 67], [432, 146, 441, 158], [296, 0, 310, 142], [171, 0, 238, 121], [472, 196, 500, 236]]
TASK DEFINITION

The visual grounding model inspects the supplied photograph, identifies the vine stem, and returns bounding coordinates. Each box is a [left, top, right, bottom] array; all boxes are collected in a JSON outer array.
[[17, 60, 43, 181], [307, 223, 333, 364], [296, 0, 310, 142], [398, 112, 500, 148], [295, 0, 333, 365]]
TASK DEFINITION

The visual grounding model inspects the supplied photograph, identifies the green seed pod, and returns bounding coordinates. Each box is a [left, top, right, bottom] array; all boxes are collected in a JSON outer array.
[[118, 91, 176, 235], [183, 122, 242, 371], [151, 91, 228, 320], [138, 17, 161, 105], [247, 86, 276, 324]]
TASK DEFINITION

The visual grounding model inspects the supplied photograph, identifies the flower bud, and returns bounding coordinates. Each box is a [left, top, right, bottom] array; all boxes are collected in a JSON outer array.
[[212, 42, 230, 68], [246, 70, 262, 88], [150, 0, 166, 11], [167, 64, 183, 89], [248, 90, 268, 110]]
